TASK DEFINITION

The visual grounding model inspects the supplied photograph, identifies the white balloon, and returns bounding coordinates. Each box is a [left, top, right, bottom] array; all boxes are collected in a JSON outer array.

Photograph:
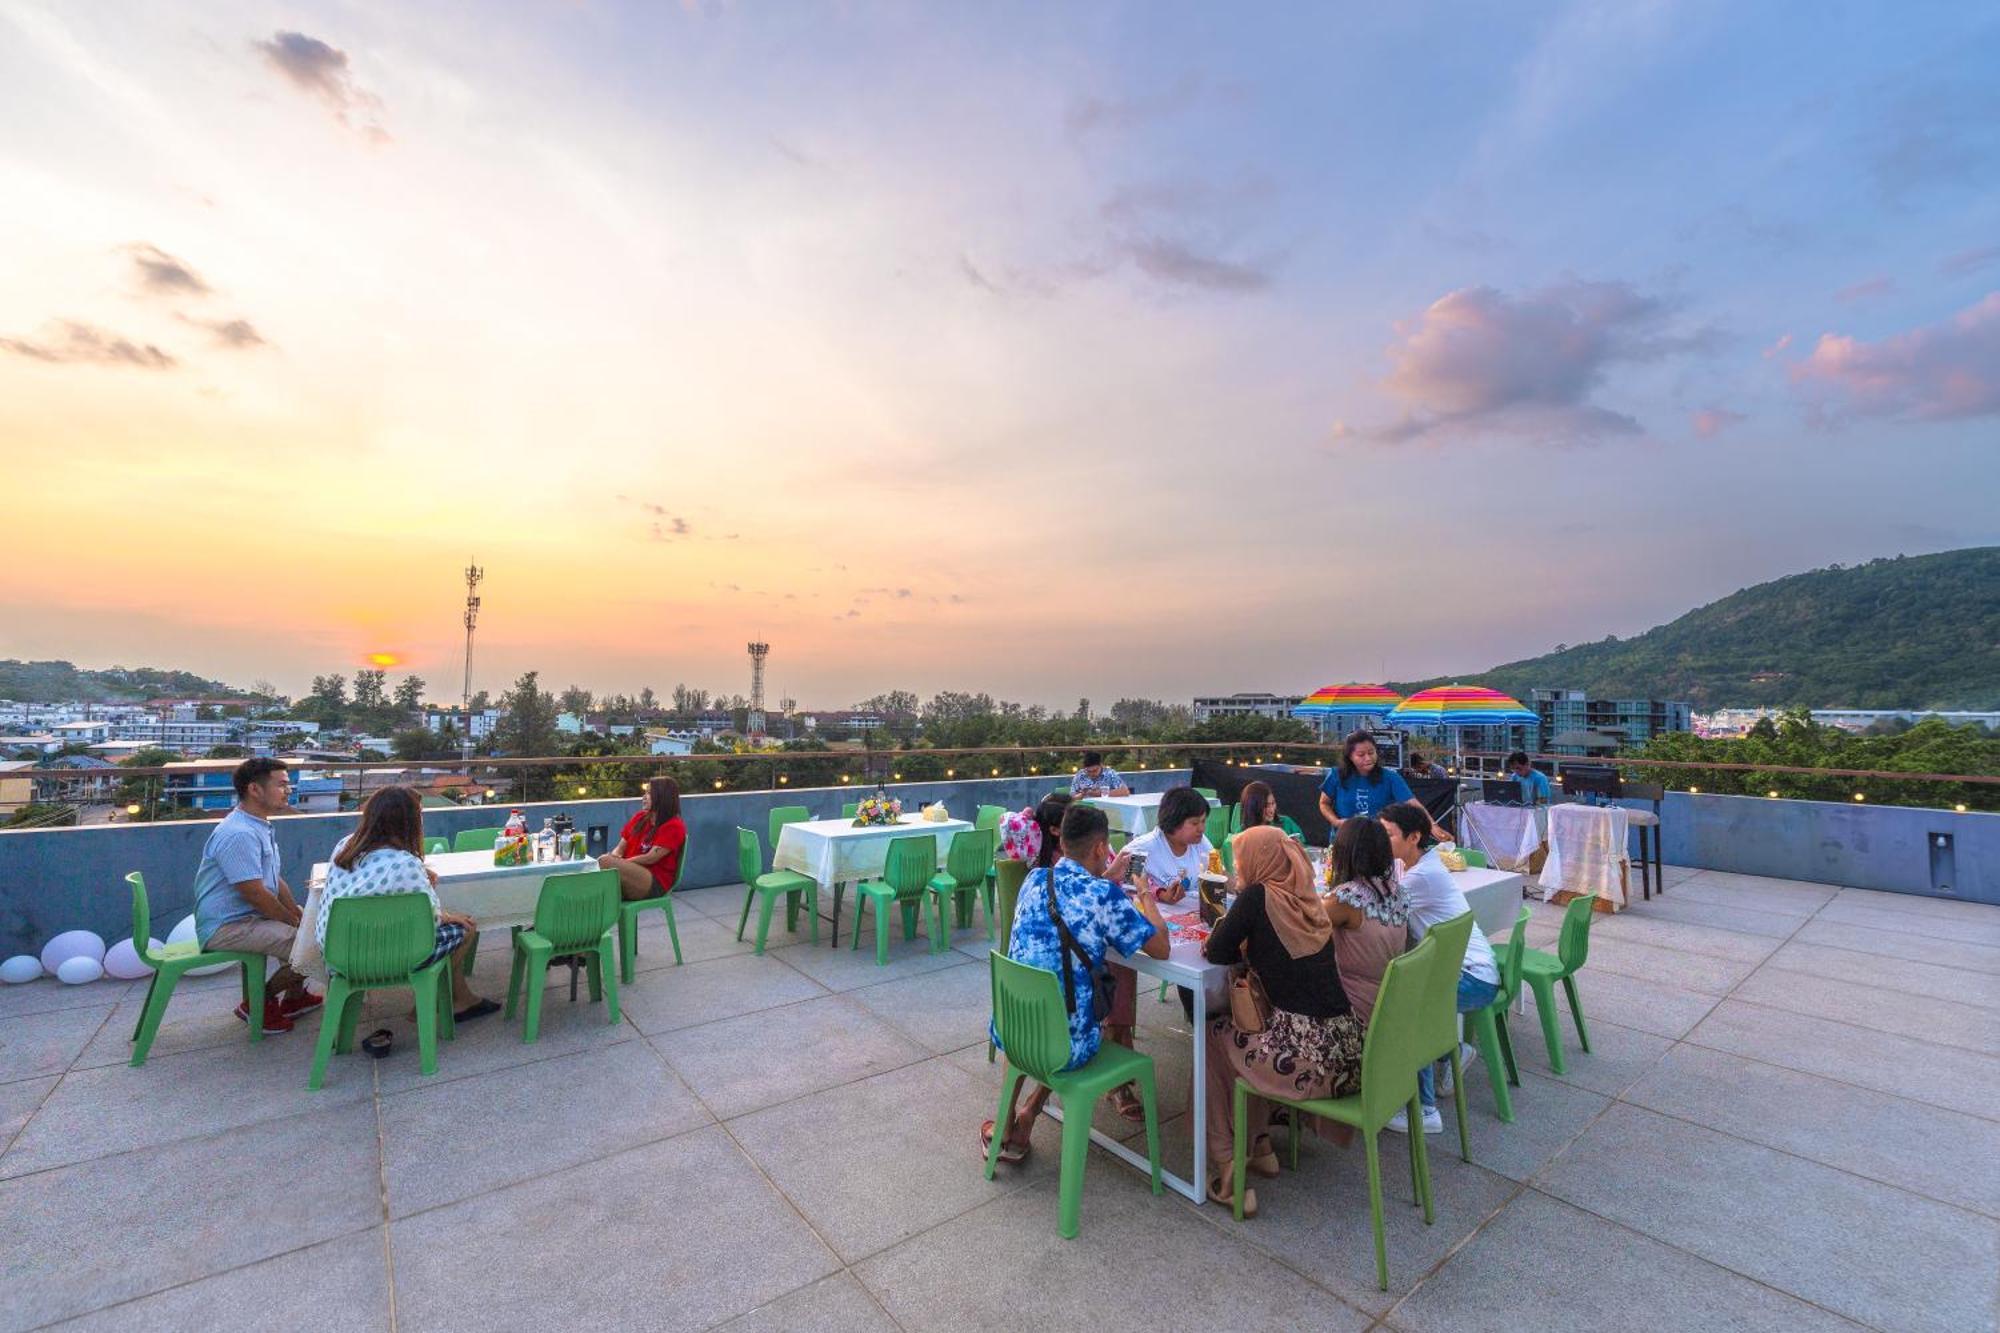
[[0, 955, 42, 984], [166, 914, 229, 975], [104, 937, 158, 980], [40, 930, 106, 975], [56, 956, 104, 985]]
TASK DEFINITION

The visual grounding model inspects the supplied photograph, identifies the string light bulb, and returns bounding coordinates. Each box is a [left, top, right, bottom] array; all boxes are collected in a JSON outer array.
[[1688, 786, 1699, 794], [576, 785, 587, 797], [1853, 792, 1866, 802], [1767, 790, 1779, 798], [777, 774, 788, 784], [1956, 803, 1968, 813], [713, 778, 724, 789], [125, 803, 141, 816]]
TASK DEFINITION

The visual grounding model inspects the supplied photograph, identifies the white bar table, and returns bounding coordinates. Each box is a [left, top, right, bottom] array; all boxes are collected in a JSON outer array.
[[309, 848, 604, 931], [774, 814, 973, 945]]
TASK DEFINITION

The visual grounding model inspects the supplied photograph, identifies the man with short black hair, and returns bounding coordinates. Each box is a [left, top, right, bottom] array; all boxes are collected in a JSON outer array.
[[191, 758, 319, 1033], [1508, 751, 1552, 805], [979, 803, 1168, 1164], [1070, 750, 1131, 798]]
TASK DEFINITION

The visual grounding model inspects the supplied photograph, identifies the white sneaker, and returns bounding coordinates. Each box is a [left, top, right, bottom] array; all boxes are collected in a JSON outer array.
[[1437, 1042, 1480, 1095], [1384, 1107, 1445, 1135]]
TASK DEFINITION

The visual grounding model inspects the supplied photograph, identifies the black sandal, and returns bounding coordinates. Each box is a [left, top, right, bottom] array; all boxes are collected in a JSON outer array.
[[361, 1029, 394, 1059], [454, 998, 501, 1022]]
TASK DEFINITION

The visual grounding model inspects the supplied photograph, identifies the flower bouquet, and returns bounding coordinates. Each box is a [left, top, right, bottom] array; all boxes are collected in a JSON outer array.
[[851, 796, 903, 827]]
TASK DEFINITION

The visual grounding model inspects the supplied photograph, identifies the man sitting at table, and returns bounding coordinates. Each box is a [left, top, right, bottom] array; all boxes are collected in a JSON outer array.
[[1508, 751, 1552, 805], [1405, 751, 1447, 781], [980, 803, 1169, 1165], [1069, 751, 1131, 798], [192, 758, 320, 1034]]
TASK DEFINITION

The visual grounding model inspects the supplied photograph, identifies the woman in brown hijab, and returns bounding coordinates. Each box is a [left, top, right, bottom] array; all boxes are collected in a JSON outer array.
[[1199, 825, 1364, 1216]]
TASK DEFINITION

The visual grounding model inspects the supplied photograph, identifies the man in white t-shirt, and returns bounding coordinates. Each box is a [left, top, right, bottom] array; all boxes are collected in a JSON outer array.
[[1381, 804, 1501, 1135]]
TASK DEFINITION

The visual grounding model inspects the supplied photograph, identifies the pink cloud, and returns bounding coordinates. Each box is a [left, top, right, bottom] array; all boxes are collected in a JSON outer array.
[[1691, 407, 1746, 437], [1762, 333, 1793, 359], [1834, 275, 1895, 304], [1790, 291, 2000, 422], [1362, 280, 1700, 443]]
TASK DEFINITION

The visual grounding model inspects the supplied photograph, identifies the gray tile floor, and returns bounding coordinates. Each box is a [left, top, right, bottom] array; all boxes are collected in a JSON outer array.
[[1, 868, 1995, 1331]]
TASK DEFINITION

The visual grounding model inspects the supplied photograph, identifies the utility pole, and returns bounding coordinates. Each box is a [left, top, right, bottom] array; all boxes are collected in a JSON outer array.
[[461, 561, 483, 761]]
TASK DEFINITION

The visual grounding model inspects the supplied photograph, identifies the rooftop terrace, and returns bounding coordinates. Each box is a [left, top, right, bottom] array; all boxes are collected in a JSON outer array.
[[1, 861, 1995, 1331]]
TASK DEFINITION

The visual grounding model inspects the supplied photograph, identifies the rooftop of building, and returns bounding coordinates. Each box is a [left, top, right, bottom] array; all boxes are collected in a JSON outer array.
[[0, 862, 1992, 1331]]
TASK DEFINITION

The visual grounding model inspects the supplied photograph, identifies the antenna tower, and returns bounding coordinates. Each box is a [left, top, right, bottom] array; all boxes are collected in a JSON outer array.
[[461, 561, 484, 755], [746, 641, 770, 735]]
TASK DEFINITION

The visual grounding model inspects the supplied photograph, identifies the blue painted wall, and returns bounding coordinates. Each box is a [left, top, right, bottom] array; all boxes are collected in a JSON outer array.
[[0, 771, 1185, 955]]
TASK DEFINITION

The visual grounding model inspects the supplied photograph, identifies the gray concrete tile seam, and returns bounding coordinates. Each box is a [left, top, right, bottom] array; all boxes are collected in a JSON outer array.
[[1720, 990, 2000, 1070]]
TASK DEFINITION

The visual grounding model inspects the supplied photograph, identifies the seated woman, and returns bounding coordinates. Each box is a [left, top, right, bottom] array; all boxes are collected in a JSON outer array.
[[600, 777, 687, 900], [1201, 825, 1363, 1217], [1380, 803, 1500, 1135], [1239, 780, 1278, 831], [1106, 785, 1213, 1056], [998, 793, 1070, 867], [1317, 730, 1448, 841], [1323, 817, 1408, 1025], [321, 785, 497, 1021]]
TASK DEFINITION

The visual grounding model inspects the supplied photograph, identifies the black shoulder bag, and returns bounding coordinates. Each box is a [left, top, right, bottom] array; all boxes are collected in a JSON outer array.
[[1043, 866, 1114, 1023]]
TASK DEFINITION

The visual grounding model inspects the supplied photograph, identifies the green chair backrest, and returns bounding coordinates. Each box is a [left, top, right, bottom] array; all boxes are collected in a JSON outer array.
[[1204, 804, 1231, 848], [126, 872, 166, 967], [1355, 934, 1439, 1126], [879, 834, 937, 899], [532, 869, 620, 951], [1556, 892, 1598, 973], [1419, 911, 1476, 1061], [1495, 906, 1531, 1006], [841, 802, 860, 819], [1229, 804, 1245, 834], [1193, 787, 1219, 801], [1109, 831, 1129, 852], [452, 827, 501, 853], [736, 827, 764, 886], [324, 893, 437, 985], [975, 804, 1005, 832], [989, 950, 1074, 1083], [425, 837, 450, 856], [1459, 847, 1490, 869], [1277, 815, 1303, 839], [768, 806, 810, 853], [942, 828, 997, 889], [1047, 788, 1070, 802], [993, 860, 1029, 948]]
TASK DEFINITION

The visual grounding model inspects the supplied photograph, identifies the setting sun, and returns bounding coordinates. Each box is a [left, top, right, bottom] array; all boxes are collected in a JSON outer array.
[[366, 652, 401, 668]]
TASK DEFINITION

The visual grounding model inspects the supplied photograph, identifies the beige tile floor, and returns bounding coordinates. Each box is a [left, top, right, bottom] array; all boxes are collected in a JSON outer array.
[[1, 865, 1995, 1332]]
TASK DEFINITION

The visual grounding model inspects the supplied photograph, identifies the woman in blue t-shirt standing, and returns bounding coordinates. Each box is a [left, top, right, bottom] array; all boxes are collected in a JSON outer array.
[[1317, 730, 1448, 841]]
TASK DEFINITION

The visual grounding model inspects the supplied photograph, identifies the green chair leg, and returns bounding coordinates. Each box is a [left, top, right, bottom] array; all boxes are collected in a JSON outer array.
[[129, 969, 176, 1066], [505, 942, 526, 1019], [985, 1064, 1024, 1181], [619, 913, 640, 983], [1449, 1049, 1470, 1164], [599, 935, 621, 1026], [1056, 1091, 1094, 1239], [414, 967, 439, 1077], [735, 888, 756, 941], [900, 901, 919, 942], [875, 903, 891, 966], [336, 987, 365, 1053], [308, 978, 353, 1091], [521, 951, 549, 1044], [752, 891, 777, 954], [1136, 1065, 1161, 1196], [1562, 974, 1591, 1052], [240, 958, 264, 1045], [1466, 1008, 1515, 1123], [1232, 1079, 1249, 1221], [1413, 1094, 1436, 1223], [1527, 975, 1566, 1074], [1364, 1131, 1388, 1291], [661, 898, 682, 965]]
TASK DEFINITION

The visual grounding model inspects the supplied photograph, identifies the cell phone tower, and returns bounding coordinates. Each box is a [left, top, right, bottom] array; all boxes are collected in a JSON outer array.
[[746, 641, 769, 736], [461, 561, 484, 758]]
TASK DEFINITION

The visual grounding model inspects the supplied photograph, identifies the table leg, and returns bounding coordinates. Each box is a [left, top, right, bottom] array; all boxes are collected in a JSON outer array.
[[1652, 826, 1665, 896], [1638, 828, 1652, 901], [1190, 976, 1208, 1205]]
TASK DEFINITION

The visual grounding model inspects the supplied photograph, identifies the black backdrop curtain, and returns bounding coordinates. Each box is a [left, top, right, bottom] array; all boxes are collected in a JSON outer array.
[[1189, 759, 1457, 846]]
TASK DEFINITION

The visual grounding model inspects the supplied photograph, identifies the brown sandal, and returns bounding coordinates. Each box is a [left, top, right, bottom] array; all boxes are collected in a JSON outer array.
[[980, 1119, 1030, 1166], [1248, 1136, 1282, 1179], [1108, 1085, 1146, 1123]]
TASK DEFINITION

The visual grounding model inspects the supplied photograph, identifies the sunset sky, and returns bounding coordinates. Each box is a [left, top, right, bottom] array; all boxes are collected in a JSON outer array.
[[4, 3, 1997, 709]]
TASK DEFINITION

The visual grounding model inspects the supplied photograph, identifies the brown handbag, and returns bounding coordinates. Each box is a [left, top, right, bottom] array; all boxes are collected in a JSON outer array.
[[1229, 966, 1272, 1033]]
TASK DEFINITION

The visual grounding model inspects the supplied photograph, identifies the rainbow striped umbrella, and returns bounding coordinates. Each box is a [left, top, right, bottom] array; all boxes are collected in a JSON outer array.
[[1291, 684, 1404, 720], [1386, 685, 1536, 727]]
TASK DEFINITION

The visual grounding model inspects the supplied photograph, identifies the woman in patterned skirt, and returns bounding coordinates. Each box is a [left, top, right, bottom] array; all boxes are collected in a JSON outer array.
[[321, 785, 499, 1021], [1201, 825, 1364, 1216]]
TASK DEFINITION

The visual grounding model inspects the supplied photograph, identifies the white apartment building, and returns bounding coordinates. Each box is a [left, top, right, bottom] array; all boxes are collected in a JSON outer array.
[[112, 718, 237, 751], [424, 708, 500, 740], [1192, 692, 1306, 722]]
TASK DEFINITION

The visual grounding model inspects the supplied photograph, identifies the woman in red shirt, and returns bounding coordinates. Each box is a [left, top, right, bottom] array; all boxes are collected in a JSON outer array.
[[600, 777, 687, 900]]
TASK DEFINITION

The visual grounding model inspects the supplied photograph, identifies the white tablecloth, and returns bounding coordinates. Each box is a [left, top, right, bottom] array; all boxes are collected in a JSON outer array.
[[1084, 792, 1219, 836], [1461, 802, 1547, 873], [1540, 804, 1629, 908], [773, 814, 972, 888]]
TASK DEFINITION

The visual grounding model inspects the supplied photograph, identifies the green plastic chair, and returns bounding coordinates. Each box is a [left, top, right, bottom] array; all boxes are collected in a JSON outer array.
[[975, 804, 1005, 832], [1047, 787, 1071, 802], [925, 827, 996, 953], [733, 826, 820, 954], [767, 806, 813, 932], [506, 869, 621, 1043], [1277, 815, 1303, 840], [125, 872, 269, 1067], [424, 837, 450, 855], [851, 834, 935, 965], [1519, 894, 1598, 1074], [616, 842, 685, 983], [1418, 911, 1476, 1164], [1466, 907, 1530, 1122], [309, 893, 455, 1089], [1204, 803, 1231, 849], [1108, 830, 1129, 852], [987, 858, 1032, 1062], [451, 827, 501, 853], [841, 801, 860, 818], [1458, 847, 1490, 869], [1236, 934, 1440, 1289], [1193, 787, 1219, 801], [986, 950, 1160, 1237]]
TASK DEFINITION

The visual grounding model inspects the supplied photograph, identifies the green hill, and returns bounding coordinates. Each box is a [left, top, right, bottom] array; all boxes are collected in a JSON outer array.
[[1392, 548, 2000, 710], [0, 660, 255, 704]]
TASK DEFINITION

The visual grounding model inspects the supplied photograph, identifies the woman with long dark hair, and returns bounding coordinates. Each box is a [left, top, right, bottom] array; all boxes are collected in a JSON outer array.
[[601, 777, 687, 901], [1316, 730, 1446, 840], [1322, 817, 1408, 1025], [1239, 780, 1279, 831], [321, 786, 496, 1020]]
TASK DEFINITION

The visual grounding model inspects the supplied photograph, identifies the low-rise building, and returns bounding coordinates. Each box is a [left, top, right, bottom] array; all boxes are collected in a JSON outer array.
[[1532, 689, 1692, 755], [1192, 692, 1307, 722]]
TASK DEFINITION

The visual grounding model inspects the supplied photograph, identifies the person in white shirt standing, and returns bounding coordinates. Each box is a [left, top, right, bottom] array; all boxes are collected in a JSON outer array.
[[1379, 803, 1500, 1135]]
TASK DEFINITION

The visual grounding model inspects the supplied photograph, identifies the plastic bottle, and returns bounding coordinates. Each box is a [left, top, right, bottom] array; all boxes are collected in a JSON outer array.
[[535, 819, 556, 864], [505, 809, 527, 839]]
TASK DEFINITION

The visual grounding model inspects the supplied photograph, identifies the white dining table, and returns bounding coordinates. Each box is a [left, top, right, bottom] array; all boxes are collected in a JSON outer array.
[[307, 848, 607, 931], [774, 813, 974, 945], [1083, 791, 1220, 837]]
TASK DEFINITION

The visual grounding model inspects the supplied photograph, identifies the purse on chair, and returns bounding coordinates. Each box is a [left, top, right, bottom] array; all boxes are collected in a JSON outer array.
[[1228, 966, 1271, 1033]]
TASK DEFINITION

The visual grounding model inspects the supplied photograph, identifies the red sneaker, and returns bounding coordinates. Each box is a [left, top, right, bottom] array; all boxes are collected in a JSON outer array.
[[233, 1000, 294, 1034], [280, 989, 324, 1018]]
